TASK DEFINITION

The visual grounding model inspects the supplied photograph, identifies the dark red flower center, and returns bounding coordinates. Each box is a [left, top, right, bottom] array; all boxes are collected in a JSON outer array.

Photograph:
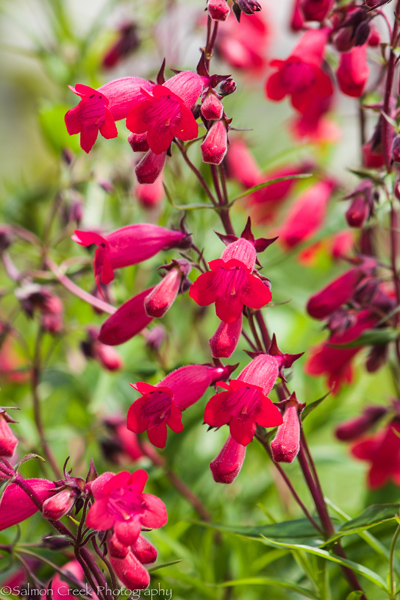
[[107, 487, 143, 522]]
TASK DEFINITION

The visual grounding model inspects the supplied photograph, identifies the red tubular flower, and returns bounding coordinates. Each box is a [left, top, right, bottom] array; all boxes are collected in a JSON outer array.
[[291, 95, 339, 144], [0, 479, 55, 531], [266, 29, 333, 114], [135, 150, 167, 184], [128, 132, 149, 153], [135, 172, 165, 208], [189, 238, 271, 323], [351, 422, 400, 489], [337, 45, 369, 98], [210, 435, 246, 483], [215, 9, 269, 74], [102, 23, 139, 69], [209, 314, 243, 358], [81, 327, 124, 371], [73, 224, 187, 289], [126, 71, 205, 154], [108, 534, 151, 590], [207, 0, 230, 21], [335, 405, 387, 441], [86, 469, 167, 545], [99, 288, 155, 346], [201, 92, 224, 121], [305, 310, 378, 392], [201, 120, 228, 165], [331, 231, 355, 260], [144, 259, 191, 318], [65, 78, 153, 153], [270, 393, 305, 463], [300, 0, 333, 22], [0, 409, 18, 458], [306, 268, 367, 320], [346, 194, 373, 228], [204, 379, 282, 445], [278, 180, 335, 249], [128, 364, 233, 448]]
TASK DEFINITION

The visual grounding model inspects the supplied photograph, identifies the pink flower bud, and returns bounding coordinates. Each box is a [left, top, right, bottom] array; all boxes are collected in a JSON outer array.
[[0, 410, 18, 458], [135, 150, 167, 184], [42, 487, 78, 521], [201, 92, 224, 121], [271, 394, 305, 463], [144, 260, 191, 318], [300, 0, 333, 22], [201, 120, 228, 165], [209, 315, 242, 358], [207, 0, 230, 21], [128, 132, 149, 153], [219, 78, 236, 96], [337, 45, 369, 98], [335, 406, 387, 441], [210, 435, 246, 484]]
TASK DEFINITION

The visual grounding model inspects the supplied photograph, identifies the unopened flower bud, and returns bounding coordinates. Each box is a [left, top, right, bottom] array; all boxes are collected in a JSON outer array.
[[108, 534, 150, 590], [346, 194, 372, 228], [128, 132, 149, 153], [42, 487, 78, 521], [201, 120, 228, 165], [209, 315, 242, 358], [41, 534, 72, 550], [201, 92, 224, 121], [210, 435, 246, 484], [207, 0, 230, 21], [0, 410, 18, 458], [131, 535, 158, 564], [219, 78, 236, 97], [236, 0, 262, 14], [335, 405, 387, 441], [144, 259, 191, 318], [366, 344, 389, 373], [135, 150, 166, 184], [271, 394, 305, 463]]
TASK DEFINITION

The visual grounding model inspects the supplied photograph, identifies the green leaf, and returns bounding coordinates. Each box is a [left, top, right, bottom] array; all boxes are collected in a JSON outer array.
[[302, 388, 333, 421], [207, 577, 319, 600], [330, 504, 400, 541], [347, 167, 384, 185], [148, 559, 183, 573], [228, 173, 312, 206], [259, 538, 388, 592], [191, 518, 324, 545], [346, 591, 364, 600], [328, 328, 399, 349], [38, 103, 80, 154]]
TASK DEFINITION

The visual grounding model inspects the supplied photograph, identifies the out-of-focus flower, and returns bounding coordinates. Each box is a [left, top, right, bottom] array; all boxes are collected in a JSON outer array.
[[337, 45, 369, 97], [351, 422, 400, 489], [134, 172, 165, 208], [16, 285, 64, 334], [81, 327, 124, 371], [102, 23, 139, 69], [128, 364, 234, 448], [335, 405, 387, 441], [266, 29, 333, 114], [73, 224, 188, 290], [300, 0, 333, 22], [210, 435, 246, 483], [277, 180, 335, 249]]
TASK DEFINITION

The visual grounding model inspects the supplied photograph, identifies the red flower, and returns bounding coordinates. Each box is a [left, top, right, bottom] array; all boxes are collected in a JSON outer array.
[[266, 29, 333, 114], [335, 406, 387, 441], [126, 72, 205, 154], [81, 327, 124, 371], [0, 410, 18, 458], [204, 379, 282, 445], [73, 224, 187, 290], [209, 314, 243, 358], [300, 0, 334, 22], [189, 238, 271, 323], [135, 150, 167, 184], [98, 288, 155, 346], [86, 470, 167, 545], [108, 533, 156, 590], [128, 364, 233, 448], [305, 310, 378, 392], [351, 422, 400, 489], [278, 180, 335, 249], [210, 435, 246, 484], [0, 478, 55, 531], [337, 45, 369, 98]]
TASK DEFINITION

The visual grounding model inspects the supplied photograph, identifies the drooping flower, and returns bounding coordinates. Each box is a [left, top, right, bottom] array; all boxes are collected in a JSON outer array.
[[107, 533, 156, 590], [335, 405, 387, 441], [189, 237, 272, 323], [266, 29, 333, 114], [126, 72, 205, 154], [73, 224, 188, 289], [209, 315, 243, 358], [0, 409, 18, 458], [337, 45, 369, 98], [305, 310, 378, 392], [144, 259, 191, 318], [351, 422, 400, 489], [98, 288, 155, 346], [135, 150, 167, 184], [278, 180, 335, 249], [201, 120, 228, 165], [127, 364, 234, 448], [204, 379, 282, 445], [210, 435, 246, 483], [270, 393, 305, 463], [86, 469, 167, 545]]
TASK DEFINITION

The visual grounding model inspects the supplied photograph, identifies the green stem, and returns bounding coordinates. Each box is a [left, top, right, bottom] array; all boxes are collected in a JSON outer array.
[[389, 523, 400, 599]]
